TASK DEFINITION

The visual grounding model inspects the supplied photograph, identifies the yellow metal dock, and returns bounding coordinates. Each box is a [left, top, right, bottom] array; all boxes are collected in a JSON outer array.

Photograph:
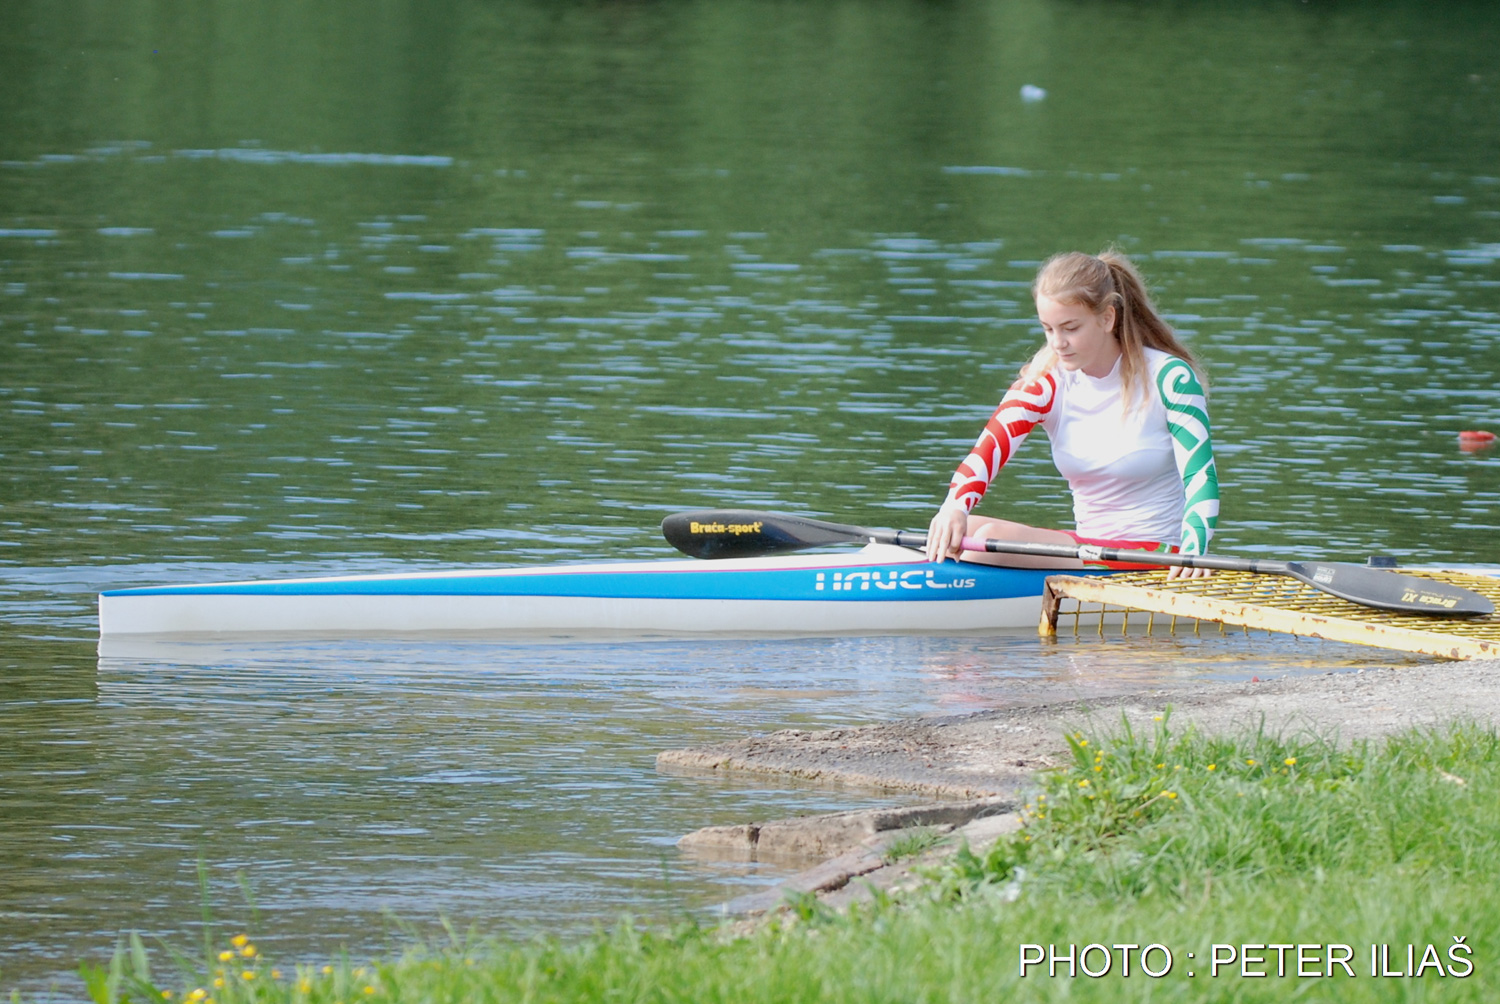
[[1040, 568, 1500, 660]]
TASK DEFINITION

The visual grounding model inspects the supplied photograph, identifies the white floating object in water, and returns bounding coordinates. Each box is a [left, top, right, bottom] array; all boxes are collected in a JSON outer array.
[[1020, 84, 1047, 102]]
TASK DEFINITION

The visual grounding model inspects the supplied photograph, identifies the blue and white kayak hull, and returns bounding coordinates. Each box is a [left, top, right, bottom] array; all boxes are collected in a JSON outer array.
[[97, 544, 1095, 642]]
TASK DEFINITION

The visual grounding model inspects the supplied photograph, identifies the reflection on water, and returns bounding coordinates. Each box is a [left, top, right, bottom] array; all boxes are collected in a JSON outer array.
[[4, 625, 1421, 993], [4, 0, 1500, 996]]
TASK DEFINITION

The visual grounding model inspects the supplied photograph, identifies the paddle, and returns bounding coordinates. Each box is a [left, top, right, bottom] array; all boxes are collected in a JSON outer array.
[[661, 509, 1494, 618]]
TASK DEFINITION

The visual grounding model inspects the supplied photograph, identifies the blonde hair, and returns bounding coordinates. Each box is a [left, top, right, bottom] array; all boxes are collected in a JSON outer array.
[[1020, 249, 1203, 411]]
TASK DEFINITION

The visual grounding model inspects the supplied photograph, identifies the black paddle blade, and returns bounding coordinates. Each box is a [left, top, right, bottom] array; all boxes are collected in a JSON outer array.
[[1285, 562, 1494, 617], [662, 509, 873, 559]]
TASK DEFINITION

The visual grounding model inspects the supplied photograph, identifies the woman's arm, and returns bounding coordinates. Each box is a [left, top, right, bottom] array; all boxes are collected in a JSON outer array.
[[941, 373, 1057, 514], [1156, 359, 1219, 556], [926, 373, 1055, 562]]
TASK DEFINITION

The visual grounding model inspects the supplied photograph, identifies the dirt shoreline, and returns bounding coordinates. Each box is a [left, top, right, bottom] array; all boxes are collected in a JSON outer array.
[[661, 659, 1500, 913], [660, 659, 1500, 801]]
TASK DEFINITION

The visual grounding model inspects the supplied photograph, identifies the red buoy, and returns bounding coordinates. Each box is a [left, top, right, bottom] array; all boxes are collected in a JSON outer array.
[[1459, 430, 1496, 453]]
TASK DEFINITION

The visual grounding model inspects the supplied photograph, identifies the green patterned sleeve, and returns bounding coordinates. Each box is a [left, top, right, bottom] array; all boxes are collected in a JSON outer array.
[[1156, 359, 1219, 555]]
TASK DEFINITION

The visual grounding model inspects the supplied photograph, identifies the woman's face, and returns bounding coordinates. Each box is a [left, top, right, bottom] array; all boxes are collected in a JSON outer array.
[[1036, 294, 1119, 378]]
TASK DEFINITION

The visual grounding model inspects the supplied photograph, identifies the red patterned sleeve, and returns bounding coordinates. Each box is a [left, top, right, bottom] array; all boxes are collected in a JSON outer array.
[[942, 373, 1056, 512]]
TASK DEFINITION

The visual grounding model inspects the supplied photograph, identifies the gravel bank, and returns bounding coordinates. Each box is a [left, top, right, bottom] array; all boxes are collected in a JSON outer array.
[[659, 659, 1500, 800], [663, 659, 1500, 915]]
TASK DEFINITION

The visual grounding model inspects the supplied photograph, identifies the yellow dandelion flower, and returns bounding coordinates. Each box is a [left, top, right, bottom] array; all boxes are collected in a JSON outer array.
[[213, 978, 224, 989], [1246, 759, 1257, 766], [1207, 764, 1216, 771], [299, 981, 313, 994], [1163, 791, 1177, 799], [162, 992, 173, 1000], [231, 935, 248, 948], [364, 987, 376, 996], [218, 952, 234, 962], [1077, 779, 1089, 788], [272, 970, 282, 979], [242, 971, 256, 981], [1284, 757, 1297, 766], [1078, 739, 1088, 747], [323, 966, 334, 975], [1094, 765, 1102, 772], [189, 990, 207, 1002]]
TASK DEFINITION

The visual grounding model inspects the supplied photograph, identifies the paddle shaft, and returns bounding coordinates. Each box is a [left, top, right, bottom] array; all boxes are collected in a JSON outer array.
[[952, 534, 1291, 575], [853, 528, 1292, 572]]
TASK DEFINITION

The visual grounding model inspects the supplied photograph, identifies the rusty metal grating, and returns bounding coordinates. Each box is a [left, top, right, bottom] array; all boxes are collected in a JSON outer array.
[[1040, 568, 1500, 660]]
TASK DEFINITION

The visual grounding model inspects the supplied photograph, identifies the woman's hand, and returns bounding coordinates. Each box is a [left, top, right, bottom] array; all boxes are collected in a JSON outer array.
[[925, 506, 969, 563], [1166, 563, 1212, 579]]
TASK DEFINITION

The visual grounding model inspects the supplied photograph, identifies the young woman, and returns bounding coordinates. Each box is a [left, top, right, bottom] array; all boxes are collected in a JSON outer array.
[[925, 250, 1219, 578]]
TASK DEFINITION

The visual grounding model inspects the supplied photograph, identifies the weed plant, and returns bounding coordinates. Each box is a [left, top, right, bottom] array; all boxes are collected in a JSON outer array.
[[81, 716, 1500, 1003], [880, 826, 949, 863]]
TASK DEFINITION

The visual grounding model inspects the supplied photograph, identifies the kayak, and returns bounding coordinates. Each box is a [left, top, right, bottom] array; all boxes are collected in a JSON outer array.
[[96, 543, 1110, 643]]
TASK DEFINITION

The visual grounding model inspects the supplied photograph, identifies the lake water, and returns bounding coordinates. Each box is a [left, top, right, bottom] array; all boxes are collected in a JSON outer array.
[[3, 0, 1499, 995]]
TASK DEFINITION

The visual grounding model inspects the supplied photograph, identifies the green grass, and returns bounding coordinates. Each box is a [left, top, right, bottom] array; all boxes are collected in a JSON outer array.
[[880, 826, 949, 863], [84, 716, 1500, 1003]]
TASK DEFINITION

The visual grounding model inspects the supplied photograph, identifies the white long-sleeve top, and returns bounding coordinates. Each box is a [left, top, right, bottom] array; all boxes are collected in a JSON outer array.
[[942, 347, 1219, 553]]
